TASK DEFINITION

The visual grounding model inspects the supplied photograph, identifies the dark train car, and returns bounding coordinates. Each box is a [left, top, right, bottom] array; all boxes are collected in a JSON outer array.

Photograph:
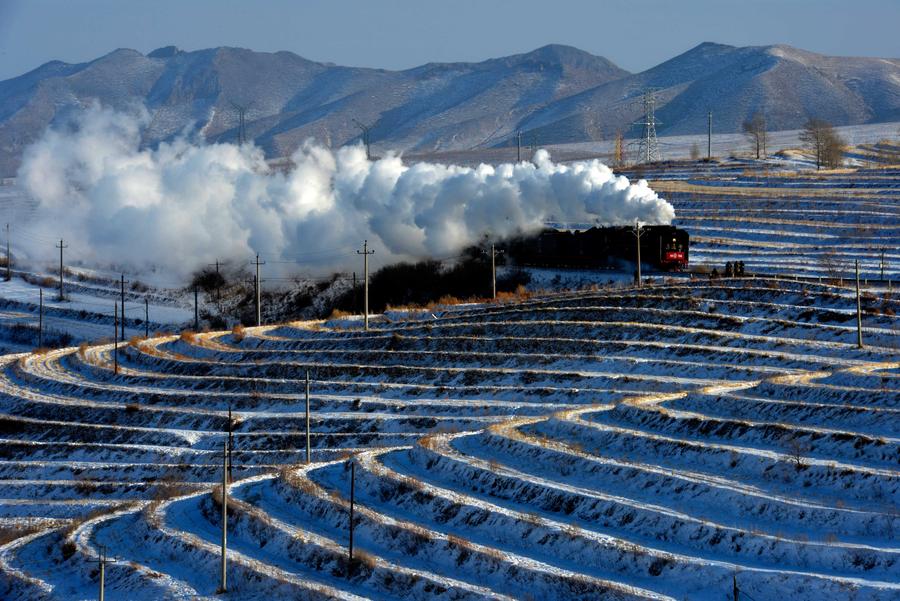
[[505, 225, 689, 270]]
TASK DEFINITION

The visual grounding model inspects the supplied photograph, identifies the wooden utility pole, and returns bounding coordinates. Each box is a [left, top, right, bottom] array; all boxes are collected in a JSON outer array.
[[113, 304, 118, 375], [357, 241, 374, 331], [120, 274, 126, 341], [226, 403, 234, 484], [491, 243, 497, 299], [348, 459, 355, 570], [305, 369, 311, 464], [208, 259, 221, 302], [856, 259, 864, 349], [194, 286, 199, 331], [5, 223, 9, 281], [144, 298, 149, 338], [707, 111, 712, 160], [97, 545, 107, 601], [56, 239, 67, 301], [516, 131, 523, 162], [219, 438, 228, 594], [631, 220, 644, 289], [38, 289, 43, 348], [252, 254, 265, 327], [483, 244, 503, 300]]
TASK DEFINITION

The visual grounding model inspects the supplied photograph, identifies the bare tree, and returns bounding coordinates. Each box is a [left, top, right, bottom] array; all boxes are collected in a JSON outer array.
[[742, 112, 767, 159], [800, 118, 846, 170], [823, 130, 847, 169], [782, 433, 809, 471]]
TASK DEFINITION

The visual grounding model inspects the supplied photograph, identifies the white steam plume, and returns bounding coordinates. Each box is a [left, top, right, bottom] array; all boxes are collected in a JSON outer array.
[[17, 106, 674, 278]]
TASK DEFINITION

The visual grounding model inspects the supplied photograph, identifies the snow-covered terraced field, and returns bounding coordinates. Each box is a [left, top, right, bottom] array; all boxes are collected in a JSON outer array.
[[638, 164, 900, 282], [0, 276, 897, 600]]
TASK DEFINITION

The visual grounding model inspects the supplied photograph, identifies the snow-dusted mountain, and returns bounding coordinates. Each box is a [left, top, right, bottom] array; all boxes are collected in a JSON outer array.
[[522, 42, 900, 144], [1, 41, 898, 175]]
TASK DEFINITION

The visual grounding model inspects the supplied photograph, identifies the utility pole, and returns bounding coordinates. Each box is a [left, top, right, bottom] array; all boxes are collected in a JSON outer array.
[[218, 438, 228, 594], [353, 119, 372, 160], [483, 244, 503, 299], [120, 274, 126, 341], [516, 131, 523, 162], [194, 285, 199, 331], [55, 239, 67, 301], [5, 223, 9, 281], [491, 243, 497, 299], [707, 111, 712, 160], [631, 220, 645, 289], [357, 241, 374, 331], [348, 459, 355, 571], [38, 289, 43, 348], [252, 254, 265, 327], [305, 369, 311, 464], [208, 259, 221, 302], [113, 304, 118, 375], [227, 403, 234, 484], [856, 259, 864, 349], [97, 545, 108, 601], [144, 298, 149, 338]]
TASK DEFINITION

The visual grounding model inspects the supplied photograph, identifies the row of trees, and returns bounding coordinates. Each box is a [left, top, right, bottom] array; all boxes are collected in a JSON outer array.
[[742, 112, 847, 169]]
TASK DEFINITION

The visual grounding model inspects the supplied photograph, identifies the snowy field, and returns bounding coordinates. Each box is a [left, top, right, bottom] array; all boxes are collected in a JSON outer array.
[[0, 277, 897, 600], [0, 180, 194, 353], [630, 160, 900, 285], [0, 144, 898, 599]]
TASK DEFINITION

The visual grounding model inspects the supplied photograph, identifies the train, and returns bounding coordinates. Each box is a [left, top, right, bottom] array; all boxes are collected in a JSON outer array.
[[503, 224, 689, 271]]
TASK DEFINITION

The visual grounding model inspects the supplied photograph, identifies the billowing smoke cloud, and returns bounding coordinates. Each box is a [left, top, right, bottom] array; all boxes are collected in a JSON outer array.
[[17, 105, 674, 279]]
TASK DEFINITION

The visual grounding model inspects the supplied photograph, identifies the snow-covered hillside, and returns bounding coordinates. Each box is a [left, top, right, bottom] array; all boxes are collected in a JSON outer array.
[[0, 276, 897, 600], [1, 41, 899, 176], [0, 154, 898, 600]]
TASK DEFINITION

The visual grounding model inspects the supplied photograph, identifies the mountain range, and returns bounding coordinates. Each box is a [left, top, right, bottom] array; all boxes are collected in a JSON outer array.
[[1, 41, 898, 175]]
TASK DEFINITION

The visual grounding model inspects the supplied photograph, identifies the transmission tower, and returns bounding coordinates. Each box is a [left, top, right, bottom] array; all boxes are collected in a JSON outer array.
[[231, 102, 251, 145], [632, 90, 661, 164]]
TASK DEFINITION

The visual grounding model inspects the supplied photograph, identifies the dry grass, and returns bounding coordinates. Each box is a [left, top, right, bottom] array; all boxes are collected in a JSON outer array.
[[353, 549, 377, 570], [0, 524, 44, 545], [329, 308, 352, 319], [232, 324, 245, 342]]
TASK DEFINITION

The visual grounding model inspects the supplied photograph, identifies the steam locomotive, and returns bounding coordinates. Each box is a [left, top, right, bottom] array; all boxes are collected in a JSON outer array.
[[504, 225, 689, 270]]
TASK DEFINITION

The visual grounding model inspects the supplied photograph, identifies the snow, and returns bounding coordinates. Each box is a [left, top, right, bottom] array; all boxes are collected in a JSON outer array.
[[0, 161, 898, 600]]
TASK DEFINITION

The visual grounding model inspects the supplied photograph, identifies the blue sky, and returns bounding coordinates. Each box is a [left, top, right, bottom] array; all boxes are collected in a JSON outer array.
[[1, 0, 898, 80]]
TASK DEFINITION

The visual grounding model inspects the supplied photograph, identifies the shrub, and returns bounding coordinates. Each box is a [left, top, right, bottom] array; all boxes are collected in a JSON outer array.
[[60, 540, 77, 561]]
